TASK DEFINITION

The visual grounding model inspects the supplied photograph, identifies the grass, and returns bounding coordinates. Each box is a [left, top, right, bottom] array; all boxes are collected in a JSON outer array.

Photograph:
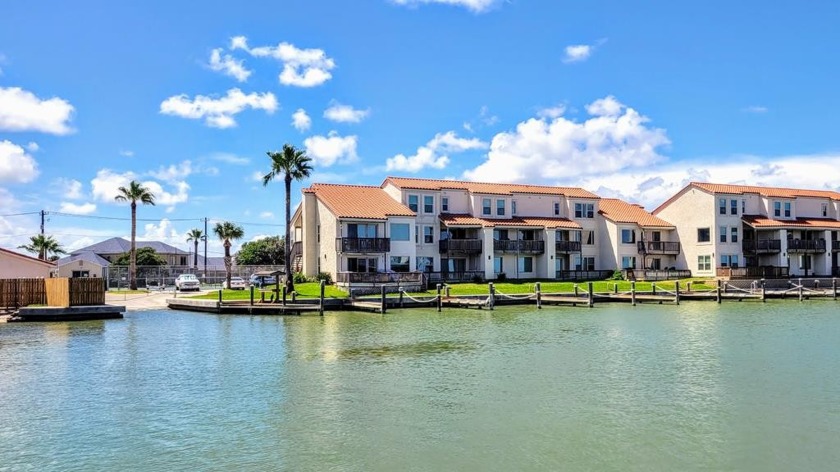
[[189, 278, 714, 301], [106, 289, 151, 294]]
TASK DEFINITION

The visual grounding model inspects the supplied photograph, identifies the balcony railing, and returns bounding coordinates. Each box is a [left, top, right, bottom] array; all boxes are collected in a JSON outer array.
[[786, 239, 826, 253], [555, 269, 614, 281], [336, 272, 423, 284], [636, 241, 681, 254], [493, 240, 545, 254], [832, 240, 840, 251], [555, 240, 582, 253], [425, 271, 484, 284], [742, 239, 782, 253], [335, 237, 390, 253], [636, 269, 692, 281], [716, 266, 789, 279], [439, 239, 483, 254]]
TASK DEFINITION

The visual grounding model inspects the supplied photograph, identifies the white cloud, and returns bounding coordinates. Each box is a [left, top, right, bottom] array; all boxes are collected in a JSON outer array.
[[208, 48, 252, 82], [159, 88, 278, 128], [387, 131, 487, 173], [463, 105, 498, 132], [91, 169, 189, 211], [209, 153, 250, 165], [259, 211, 274, 219], [323, 102, 370, 123], [54, 178, 84, 199], [0, 86, 75, 135], [292, 108, 311, 132], [120, 150, 134, 157], [26, 142, 39, 152], [742, 105, 768, 114], [563, 39, 606, 64], [390, 0, 500, 13], [251, 170, 265, 182], [59, 202, 97, 215], [148, 161, 193, 183], [537, 104, 566, 119], [463, 95, 669, 183], [304, 132, 359, 167], [232, 37, 336, 87], [141, 180, 190, 210], [142, 218, 183, 246], [0, 140, 39, 184]]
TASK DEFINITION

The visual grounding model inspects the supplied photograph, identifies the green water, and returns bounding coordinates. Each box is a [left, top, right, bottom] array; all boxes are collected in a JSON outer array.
[[2, 302, 840, 471]]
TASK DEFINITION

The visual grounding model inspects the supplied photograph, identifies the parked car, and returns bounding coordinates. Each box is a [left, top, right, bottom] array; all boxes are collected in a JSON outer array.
[[175, 273, 201, 291], [249, 273, 277, 288], [223, 276, 247, 290]]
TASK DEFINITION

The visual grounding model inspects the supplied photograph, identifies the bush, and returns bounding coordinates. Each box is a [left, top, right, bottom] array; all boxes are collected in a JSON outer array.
[[471, 274, 484, 284], [315, 272, 333, 285], [496, 272, 507, 282], [293, 272, 309, 284], [610, 269, 623, 280]]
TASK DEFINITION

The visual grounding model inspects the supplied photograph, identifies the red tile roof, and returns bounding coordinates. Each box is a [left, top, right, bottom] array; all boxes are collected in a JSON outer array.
[[742, 215, 840, 229], [440, 214, 581, 229], [598, 198, 674, 228], [692, 182, 840, 199], [304, 183, 415, 219], [384, 176, 599, 199]]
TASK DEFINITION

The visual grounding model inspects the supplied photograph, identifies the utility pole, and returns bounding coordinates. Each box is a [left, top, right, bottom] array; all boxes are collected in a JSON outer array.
[[40, 210, 45, 235], [204, 217, 208, 273]]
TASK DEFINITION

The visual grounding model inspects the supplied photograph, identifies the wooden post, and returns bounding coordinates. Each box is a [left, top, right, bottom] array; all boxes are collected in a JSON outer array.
[[613, 283, 618, 294], [799, 283, 803, 302], [381, 284, 387, 314], [815, 279, 820, 291], [675, 281, 680, 305], [274, 283, 280, 303], [436, 284, 442, 312], [319, 280, 325, 316], [574, 284, 579, 297], [399, 289, 404, 308], [687, 281, 692, 292], [218, 289, 223, 304], [282, 286, 287, 306], [716, 279, 722, 303], [250, 285, 254, 306], [651, 282, 657, 296], [291, 291, 297, 303], [723, 281, 728, 293], [489, 282, 495, 310], [536, 282, 542, 309], [631, 281, 636, 306], [833, 278, 837, 300], [587, 282, 594, 308], [445, 285, 451, 299], [761, 279, 766, 302]]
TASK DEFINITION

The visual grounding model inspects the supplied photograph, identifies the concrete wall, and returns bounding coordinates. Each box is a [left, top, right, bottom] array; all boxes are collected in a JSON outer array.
[[316, 199, 338, 276], [386, 217, 417, 271], [0, 251, 54, 278], [656, 187, 716, 276], [512, 194, 564, 218], [57, 259, 106, 278]]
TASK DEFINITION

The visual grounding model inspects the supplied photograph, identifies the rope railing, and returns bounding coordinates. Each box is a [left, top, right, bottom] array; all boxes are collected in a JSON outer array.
[[723, 283, 756, 294], [493, 289, 535, 301], [398, 289, 440, 304]]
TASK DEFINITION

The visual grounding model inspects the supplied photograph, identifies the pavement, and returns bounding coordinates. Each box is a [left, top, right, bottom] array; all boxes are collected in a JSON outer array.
[[105, 290, 213, 311]]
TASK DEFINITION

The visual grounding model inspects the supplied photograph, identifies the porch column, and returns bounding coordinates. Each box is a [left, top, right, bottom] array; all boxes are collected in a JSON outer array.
[[779, 229, 788, 272], [483, 227, 495, 281], [823, 230, 833, 276], [544, 229, 556, 279]]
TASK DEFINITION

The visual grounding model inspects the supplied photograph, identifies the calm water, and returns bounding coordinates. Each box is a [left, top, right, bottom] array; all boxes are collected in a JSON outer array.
[[2, 302, 840, 471]]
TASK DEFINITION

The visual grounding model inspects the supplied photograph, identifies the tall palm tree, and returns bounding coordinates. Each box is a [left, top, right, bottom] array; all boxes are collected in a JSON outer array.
[[263, 144, 313, 292], [18, 234, 67, 261], [114, 180, 156, 290], [186, 229, 204, 268], [213, 221, 244, 290]]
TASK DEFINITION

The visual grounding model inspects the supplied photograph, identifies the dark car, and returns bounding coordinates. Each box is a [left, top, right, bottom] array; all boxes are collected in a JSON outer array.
[[249, 273, 277, 288]]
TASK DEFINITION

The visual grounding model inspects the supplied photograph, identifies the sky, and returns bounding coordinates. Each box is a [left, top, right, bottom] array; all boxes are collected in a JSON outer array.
[[2, 0, 840, 257]]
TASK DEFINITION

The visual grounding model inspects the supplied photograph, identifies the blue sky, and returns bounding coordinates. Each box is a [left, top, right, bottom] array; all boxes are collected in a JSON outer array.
[[2, 0, 840, 256]]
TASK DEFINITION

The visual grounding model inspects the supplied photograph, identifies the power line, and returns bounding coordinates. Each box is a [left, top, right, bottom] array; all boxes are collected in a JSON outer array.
[[48, 211, 202, 222], [0, 211, 40, 218]]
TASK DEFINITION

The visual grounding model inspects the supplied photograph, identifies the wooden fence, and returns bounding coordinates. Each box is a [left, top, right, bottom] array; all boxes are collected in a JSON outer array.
[[0, 278, 46, 308], [0, 278, 105, 309]]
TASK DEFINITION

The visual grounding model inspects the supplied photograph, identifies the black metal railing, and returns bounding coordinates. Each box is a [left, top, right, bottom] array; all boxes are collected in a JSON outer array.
[[742, 239, 782, 253], [555, 270, 614, 281], [786, 239, 826, 253], [493, 240, 545, 254], [425, 271, 484, 284], [439, 239, 483, 254], [335, 237, 391, 253], [716, 266, 789, 278], [335, 272, 423, 284], [637, 241, 680, 254], [832, 240, 840, 251], [555, 241, 582, 253]]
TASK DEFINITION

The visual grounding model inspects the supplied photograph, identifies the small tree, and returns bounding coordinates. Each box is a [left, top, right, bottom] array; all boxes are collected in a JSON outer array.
[[114, 181, 156, 290], [115, 247, 167, 266], [235, 236, 285, 266], [18, 234, 66, 260], [213, 221, 244, 289], [186, 228, 204, 268]]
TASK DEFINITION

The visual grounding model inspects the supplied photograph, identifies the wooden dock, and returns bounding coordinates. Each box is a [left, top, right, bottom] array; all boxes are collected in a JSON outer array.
[[9, 304, 125, 322]]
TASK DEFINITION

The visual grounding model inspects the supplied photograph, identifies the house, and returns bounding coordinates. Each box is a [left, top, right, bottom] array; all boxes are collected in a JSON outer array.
[[69, 237, 191, 266], [55, 251, 111, 278], [654, 182, 840, 278], [290, 176, 682, 285], [0, 247, 55, 278]]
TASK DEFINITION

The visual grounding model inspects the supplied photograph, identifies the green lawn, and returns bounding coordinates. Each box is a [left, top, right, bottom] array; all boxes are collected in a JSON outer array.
[[106, 289, 151, 295], [190, 278, 714, 301]]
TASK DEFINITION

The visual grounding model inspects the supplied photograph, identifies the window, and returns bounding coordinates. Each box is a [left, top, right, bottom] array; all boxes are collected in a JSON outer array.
[[443, 258, 466, 273], [416, 256, 433, 272], [582, 257, 595, 271], [482, 198, 491, 216], [730, 199, 738, 215], [493, 229, 509, 240], [584, 231, 595, 245], [784, 202, 791, 218], [742, 199, 746, 214], [575, 203, 594, 218], [390, 223, 410, 241], [348, 223, 377, 238], [390, 256, 410, 272], [720, 226, 727, 243], [423, 226, 434, 244], [442, 197, 449, 212], [731, 227, 738, 243], [512, 200, 517, 215], [415, 225, 419, 244], [650, 258, 661, 270], [720, 254, 739, 268], [423, 195, 434, 214], [822, 203, 828, 217], [697, 227, 710, 243], [651, 231, 661, 242], [554, 202, 560, 216], [571, 230, 582, 242], [497, 199, 505, 216], [518, 256, 533, 273], [408, 195, 418, 212], [316, 225, 321, 243], [494, 257, 503, 274], [719, 198, 726, 215], [348, 257, 378, 273], [774, 201, 781, 217], [697, 255, 711, 271], [621, 256, 636, 269], [621, 229, 635, 244]]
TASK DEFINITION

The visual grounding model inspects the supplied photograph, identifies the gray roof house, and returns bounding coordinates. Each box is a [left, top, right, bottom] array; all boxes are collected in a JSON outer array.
[[70, 237, 191, 266], [56, 251, 111, 278]]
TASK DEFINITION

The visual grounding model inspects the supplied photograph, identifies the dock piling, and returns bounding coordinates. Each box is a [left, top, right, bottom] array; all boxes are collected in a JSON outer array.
[[833, 278, 837, 299], [799, 283, 804, 302], [250, 285, 254, 306], [675, 281, 680, 305], [282, 287, 287, 306], [218, 289, 223, 304], [614, 283, 618, 294], [587, 282, 594, 308], [489, 282, 495, 310], [319, 280, 325, 316], [761, 279, 766, 302], [399, 289, 404, 308], [445, 285, 451, 299], [687, 281, 692, 292], [381, 285, 387, 314], [574, 284, 579, 297], [652, 283, 657, 296], [716, 280, 722, 303], [536, 282, 542, 309], [436, 284, 442, 312], [631, 281, 636, 306]]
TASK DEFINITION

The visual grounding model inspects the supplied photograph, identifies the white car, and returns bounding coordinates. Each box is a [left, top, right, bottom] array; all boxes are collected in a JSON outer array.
[[223, 277, 247, 290], [175, 274, 201, 291]]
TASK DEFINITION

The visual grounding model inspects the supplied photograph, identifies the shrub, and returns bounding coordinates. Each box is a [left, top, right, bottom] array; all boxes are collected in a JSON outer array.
[[496, 272, 507, 282], [471, 274, 484, 284], [315, 272, 333, 285], [610, 269, 623, 280], [293, 272, 309, 284]]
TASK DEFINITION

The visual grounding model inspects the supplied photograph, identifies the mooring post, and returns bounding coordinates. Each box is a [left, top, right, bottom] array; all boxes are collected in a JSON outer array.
[[716, 279, 722, 304], [723, 281, 728, 294], [291, 291, 297, 303], [319, 280, 325, 316], [687, 281, 692, 292], [761, 279, 766, 302], [574, 284, 579, 297], [274, 283, 280, 303], [799, 283, 804, 302], [631, 281, 636, 306], [282, 286, 287, 306], [445, 285, 451, 299], [536, 282, 542, 309], [587, 282, 594, 308], [833, 278, 837, 299], [675, 281, 680, 305], [815, 279, 820, 291], [436, 284, 442, 312], [399, 289, 404, 308], [489, 282, 495, 310], [218, 289, 223, 305], [250, 285, 254, 306], [613, 283, 618, 294], [652, 282, 657, 296], [381, 284, 387, 314]]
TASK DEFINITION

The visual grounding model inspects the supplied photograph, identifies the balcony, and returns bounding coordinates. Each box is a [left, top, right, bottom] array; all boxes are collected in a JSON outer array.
[[716, 266, 789, 279], [493, 239, 545, 254], [742, 239, 782, 254], [833, 240, 840, 251], [786, 239, 826, 254], [439, 239, 483, 255], [335, 237, 390, 253], [555, 240, 582, 253], [636, 241, 680, 255]]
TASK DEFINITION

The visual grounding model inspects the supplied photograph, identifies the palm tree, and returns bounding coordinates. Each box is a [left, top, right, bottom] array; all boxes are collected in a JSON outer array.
[[213, 221, 244, 290], [263, 144, 313, 292], [186, 229, 204, 268], [114, 180, 156, 290], [18, 234, 67, 261]]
